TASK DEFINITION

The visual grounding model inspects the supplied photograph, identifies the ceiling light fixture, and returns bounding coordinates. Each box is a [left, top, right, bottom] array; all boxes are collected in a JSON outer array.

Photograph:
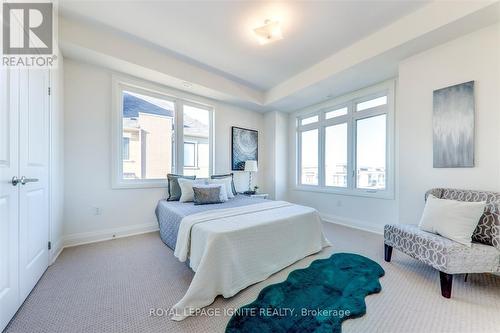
[[253, 19, 283, 45]]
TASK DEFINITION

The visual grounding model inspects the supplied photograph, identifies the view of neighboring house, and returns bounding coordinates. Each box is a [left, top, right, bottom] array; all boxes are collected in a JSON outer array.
[[122, 92, 174, 180], [122, 92, 210, 180], [182, 105, 210, 178]]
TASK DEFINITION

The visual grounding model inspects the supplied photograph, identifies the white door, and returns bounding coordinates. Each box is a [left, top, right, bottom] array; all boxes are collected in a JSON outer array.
[[18, 69, 50, 302], [0, 69, 20, 331]]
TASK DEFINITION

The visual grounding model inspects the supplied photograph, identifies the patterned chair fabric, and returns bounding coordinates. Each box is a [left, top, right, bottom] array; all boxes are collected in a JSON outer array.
[[425, 188, 500, 251], [384, 224, 500, 274], [384, 188, 500, 275]]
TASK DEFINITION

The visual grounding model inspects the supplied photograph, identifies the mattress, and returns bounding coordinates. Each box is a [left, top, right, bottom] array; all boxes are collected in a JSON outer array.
[[155, 195, 268, 250]]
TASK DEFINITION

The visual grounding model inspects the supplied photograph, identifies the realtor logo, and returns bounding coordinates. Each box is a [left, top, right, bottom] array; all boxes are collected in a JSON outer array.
[[2, 2, 56, 67]]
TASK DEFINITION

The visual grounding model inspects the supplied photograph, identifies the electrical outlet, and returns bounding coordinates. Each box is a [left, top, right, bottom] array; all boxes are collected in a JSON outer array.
[[92, 207, 102, 216]]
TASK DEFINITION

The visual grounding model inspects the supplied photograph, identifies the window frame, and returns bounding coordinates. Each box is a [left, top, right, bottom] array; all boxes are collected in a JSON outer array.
[[295, 80, 395, 199], [111, 75, 214, 189], [122, 137, 130, 161], [183, 141, 198, 168]]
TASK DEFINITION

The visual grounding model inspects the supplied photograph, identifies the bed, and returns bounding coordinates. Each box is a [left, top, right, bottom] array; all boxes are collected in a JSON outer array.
[[155, 195, 268, 250], [155, 196, 330, 321]]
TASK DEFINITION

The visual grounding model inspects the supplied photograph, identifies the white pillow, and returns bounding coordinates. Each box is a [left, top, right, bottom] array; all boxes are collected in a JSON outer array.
[[177, 178, 205, 202], [419, 195, 485, 246], [208, 178, 235, 199], [193, 183, 228, 202]]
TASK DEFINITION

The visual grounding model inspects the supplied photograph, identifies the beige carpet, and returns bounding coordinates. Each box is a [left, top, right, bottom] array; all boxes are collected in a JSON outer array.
[[4, 223, 500, 333]]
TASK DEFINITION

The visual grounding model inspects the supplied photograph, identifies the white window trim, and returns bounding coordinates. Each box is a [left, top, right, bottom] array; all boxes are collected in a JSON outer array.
[[183, 141, 198, 168], [111, 75, 214, 189], [295, 80, 395, 199]]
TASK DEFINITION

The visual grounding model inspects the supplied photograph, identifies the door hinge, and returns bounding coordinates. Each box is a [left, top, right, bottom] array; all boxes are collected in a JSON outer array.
[[48, 241, 51, 250], [48, 87, 51, 96]]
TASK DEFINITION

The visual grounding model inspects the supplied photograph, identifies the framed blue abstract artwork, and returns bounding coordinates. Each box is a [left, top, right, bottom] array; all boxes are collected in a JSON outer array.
[[231, 126, 258, 171]]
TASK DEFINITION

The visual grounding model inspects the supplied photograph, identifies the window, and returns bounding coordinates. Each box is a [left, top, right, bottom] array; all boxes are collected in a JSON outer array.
[[121, 90, 175, 180], [356, 96, 387, 111], [296, 81, 394, 198], [300, 129, 318, 185], [325, 107, 348, 119], [356, 115, 386, 190], [183, 104, 211, 178], [183, 142, 197, 168], [112, 77, 214, 188], [301, 115, 318, 126], [325, 123, 347, 187]]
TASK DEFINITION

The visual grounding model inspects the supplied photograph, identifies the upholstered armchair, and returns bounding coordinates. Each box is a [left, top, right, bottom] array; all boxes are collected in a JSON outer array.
[[384, 188, 500, 298]]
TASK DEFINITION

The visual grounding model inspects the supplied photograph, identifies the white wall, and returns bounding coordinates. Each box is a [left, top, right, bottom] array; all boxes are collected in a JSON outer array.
[[63, 59, 267, 243], [213, 104, 266, 193], [274, 111, 289, 200], [286, 23, 499, 233], [264, 111, 288, 200], [62, 24, 499, 243], [49, 51, 65, 262], [398, 24, 500, 225]]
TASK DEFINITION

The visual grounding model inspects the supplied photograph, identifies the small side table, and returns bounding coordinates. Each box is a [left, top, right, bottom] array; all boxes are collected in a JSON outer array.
[[248, 193, 269, 199]]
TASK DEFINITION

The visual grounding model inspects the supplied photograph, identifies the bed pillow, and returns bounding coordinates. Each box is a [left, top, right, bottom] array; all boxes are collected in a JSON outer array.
[[419, 195, 486, 246], [193, 183, 228, 202], [211, 173, 237, 196], [208, 177, 235, 199], [177, 178, 205, 203], [193, 185, 224, 205], [210, 183, 228, 202], [167, 174, 196, 201]]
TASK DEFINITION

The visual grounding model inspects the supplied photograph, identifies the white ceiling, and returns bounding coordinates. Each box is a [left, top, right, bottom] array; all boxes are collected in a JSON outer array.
[[59, 1, 427, 91]]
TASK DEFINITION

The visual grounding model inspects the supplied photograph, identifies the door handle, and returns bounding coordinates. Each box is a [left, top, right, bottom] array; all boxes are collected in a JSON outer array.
[[11, 176, 20, 186], [20, 176, 39, 185]]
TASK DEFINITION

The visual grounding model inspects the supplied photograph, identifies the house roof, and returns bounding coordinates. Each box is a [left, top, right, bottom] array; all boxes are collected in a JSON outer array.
[[123, 92, 209, 137], [123, 92, 174, 118]]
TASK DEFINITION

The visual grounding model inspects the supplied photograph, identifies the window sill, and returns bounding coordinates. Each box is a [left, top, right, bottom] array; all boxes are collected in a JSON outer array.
[[293, 185, 394, 200]]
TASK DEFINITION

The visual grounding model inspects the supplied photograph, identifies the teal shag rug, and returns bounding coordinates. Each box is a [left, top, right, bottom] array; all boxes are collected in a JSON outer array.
[[226, 253, 384, 333]]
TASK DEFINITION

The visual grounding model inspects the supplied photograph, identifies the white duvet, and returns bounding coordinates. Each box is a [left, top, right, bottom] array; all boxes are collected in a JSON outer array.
[[172, 200, 330, 321]]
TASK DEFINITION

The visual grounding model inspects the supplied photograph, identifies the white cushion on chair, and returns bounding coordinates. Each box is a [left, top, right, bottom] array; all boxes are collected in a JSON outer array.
[[419, 195, 486, 246]]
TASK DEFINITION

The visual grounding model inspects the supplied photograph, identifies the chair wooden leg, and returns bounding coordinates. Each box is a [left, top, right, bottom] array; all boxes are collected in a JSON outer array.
[[384, 244, 393, 262], [439, 271, 453, 298]]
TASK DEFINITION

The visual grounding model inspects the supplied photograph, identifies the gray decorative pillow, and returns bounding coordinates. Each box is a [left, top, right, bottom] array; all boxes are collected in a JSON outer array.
[[167, 174, 196, 201], [193, 185, 223, 205], [211, 173, 237, 196]]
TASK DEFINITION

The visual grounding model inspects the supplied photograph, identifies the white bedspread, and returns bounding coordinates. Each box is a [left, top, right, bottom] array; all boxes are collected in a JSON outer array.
[[172, 200, 330, 321]]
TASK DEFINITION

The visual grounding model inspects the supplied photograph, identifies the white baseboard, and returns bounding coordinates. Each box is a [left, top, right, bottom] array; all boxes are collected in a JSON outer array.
[[50, 239, 64, 265], [54, 216, 380, 264], [320, 213, 384, 235], [63, 222, 159, 248]]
